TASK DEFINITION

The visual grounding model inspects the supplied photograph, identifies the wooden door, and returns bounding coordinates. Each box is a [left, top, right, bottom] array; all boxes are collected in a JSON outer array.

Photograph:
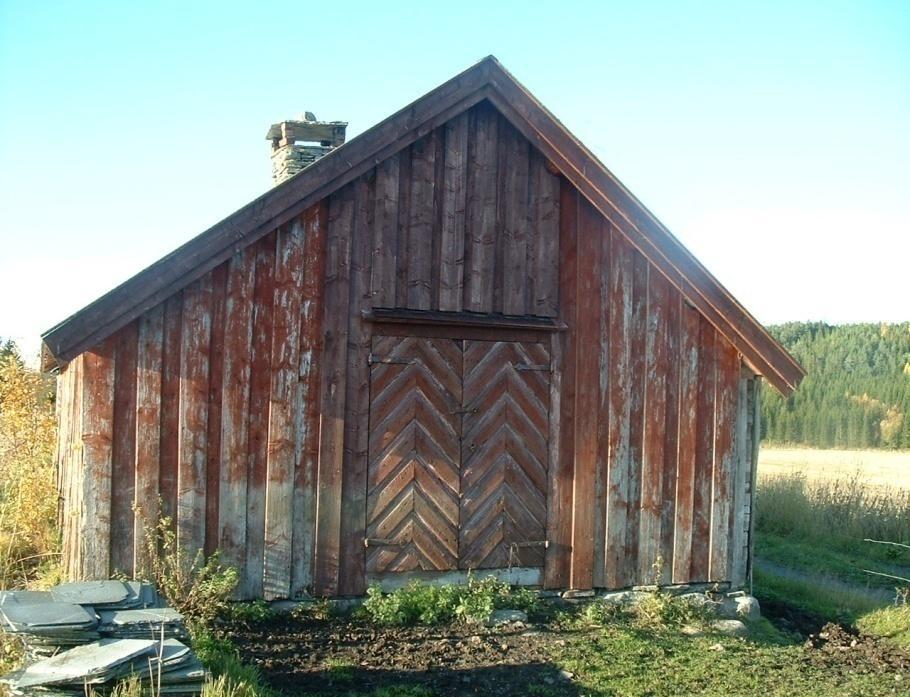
[[366, 336, 551, 576], [365, 336, 463, 573], [459, 341, 551, 569]]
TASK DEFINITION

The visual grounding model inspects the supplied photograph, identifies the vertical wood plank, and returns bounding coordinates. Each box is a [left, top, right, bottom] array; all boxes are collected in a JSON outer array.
[[339, 175, 374, 596], [263, 220, 305, 599], [604, 232, 633, 589], [710, 339, 739, 581], [569, 198, 601, 590], [626, 251, 648, 585], [370, 157, 399, 308], [673, 301, 700, 582], [177, 276, 212, 557], [394, 150, 411, 309], [529, 152, 560, 317], [690, 317, 716, 580], [159, 294, 184, 523], [730, 371, 751, 588], [500, 121, 530, 315], [244, 231, 277, 598], [659, 290, 681, 584], [464, 103, 498, 313], [110, 321, 139, 576], [544, 179, 575, 589], [407, 134, 436, 310], [639, 271, 668, 581], [204, 263, 228, 557], [439, 112, 468, 312], [134, 305, 163, 575], [218, 249, 256, 575], [314, 185, 354, 596], [593, 220, 611, 587], [292, 201, 328, 596], [81, 337, 116, 579]]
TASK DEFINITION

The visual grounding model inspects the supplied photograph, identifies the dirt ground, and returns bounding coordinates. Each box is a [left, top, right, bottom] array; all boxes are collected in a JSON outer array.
[[224, 605, 909, 696], [226, 614, 583, 696]]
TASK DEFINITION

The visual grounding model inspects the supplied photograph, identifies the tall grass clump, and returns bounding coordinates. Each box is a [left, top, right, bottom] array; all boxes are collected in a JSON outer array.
[[143, 513, 239, 629], [0, 347, 59, 588], [755, 472, 910, 549]]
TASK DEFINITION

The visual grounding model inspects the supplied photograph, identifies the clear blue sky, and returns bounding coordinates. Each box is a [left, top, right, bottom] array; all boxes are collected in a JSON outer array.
[[1, 1, 908, 360]]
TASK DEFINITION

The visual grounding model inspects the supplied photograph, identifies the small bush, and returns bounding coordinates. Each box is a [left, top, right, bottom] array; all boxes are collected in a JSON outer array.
[[223, 600, 276, 623], [194, 630, 278, 697], [144, 513, 238, 629], [362, 576, 539, 626]]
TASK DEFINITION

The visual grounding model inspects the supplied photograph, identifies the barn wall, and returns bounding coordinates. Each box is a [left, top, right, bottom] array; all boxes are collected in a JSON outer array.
[[548, 184, 759, 591], [55, 99, 759, 598]]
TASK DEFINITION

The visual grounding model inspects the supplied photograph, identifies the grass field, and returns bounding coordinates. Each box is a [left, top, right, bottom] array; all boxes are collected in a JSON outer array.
[[758, 446, 910, 489]]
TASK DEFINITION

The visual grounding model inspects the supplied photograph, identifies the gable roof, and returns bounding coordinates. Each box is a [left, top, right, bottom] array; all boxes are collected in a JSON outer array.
[[41, 56, 804, 395]]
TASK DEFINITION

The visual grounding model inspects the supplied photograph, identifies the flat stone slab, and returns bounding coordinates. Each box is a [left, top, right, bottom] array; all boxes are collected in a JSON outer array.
[[13, 638, 157, 688], [1, 601, 97, 631], [50, 581, 130, 608]]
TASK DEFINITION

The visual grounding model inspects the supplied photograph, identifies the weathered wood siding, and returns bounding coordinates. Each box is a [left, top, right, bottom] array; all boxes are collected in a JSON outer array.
[[55, 100, 759, 598]]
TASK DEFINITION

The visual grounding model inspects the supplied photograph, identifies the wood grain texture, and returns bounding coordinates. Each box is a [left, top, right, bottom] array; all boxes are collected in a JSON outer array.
[[569, 198, 602, 589], [604, 231, 633, 589], [439, 112, 468, 312], [659, 291, 681, 584], [339, 175, 374, 596], [529, 151, 560, 317], [110, 321, 138, 576], [366, 336, 462, 573], [499, 119, 530, 315], [244, 232, 277, 598], [592, 221, 611, 588], [673, 301, 700, 582], [134, 305, 164, 575], [291, 201, 328, 597], [313, 185, 354, 596], [690, 317, 716, 581], [218, 249, 256, 574], [263, 220, 305, 599], [464, 103, 498, 313], [80, 337, 116, 579], [710, 338, 739, 581], [544, 180, 576, 589], [639, 271, 668, 581], [204, 263, 228, 557], [177, 276, 212, 557], [370, 157, 400, 308], [159, 294, 184, 523], [460, 340, 550, 570], [407, 134, 436, 310]]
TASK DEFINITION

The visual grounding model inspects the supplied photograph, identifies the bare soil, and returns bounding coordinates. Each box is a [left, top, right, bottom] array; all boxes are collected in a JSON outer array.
[[805, 622, 910, 678], [226, 615, 584, 696]]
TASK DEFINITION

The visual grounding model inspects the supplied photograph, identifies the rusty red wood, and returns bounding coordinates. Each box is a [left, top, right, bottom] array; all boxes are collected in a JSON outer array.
[[110, 320, 138, 576], [291, 201, 328, 596]]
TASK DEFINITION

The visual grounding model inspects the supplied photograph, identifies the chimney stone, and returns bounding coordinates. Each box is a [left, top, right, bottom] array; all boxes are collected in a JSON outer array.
[[266, 114, 347, 185]]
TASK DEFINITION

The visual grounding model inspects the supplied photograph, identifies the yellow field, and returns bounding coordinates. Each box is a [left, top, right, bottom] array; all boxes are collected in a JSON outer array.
[[758, 447, 910, 490]]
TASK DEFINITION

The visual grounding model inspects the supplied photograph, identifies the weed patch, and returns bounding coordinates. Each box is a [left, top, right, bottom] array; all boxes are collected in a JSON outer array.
[[361, 577, 539, 626]]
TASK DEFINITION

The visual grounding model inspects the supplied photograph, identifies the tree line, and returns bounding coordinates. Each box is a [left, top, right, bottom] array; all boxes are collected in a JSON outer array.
[[761, 322, 910, 449]]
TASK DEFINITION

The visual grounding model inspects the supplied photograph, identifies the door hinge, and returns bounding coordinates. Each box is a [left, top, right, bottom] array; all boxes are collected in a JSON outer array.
[[364, 538, 406, 548], [515, 364, 551, 373], [368, 354, 413, 366]]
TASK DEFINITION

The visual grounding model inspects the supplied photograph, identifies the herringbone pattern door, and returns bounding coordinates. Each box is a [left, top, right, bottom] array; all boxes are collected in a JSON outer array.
[[365, 336, 463, 573], [459, 341, 550, 569]]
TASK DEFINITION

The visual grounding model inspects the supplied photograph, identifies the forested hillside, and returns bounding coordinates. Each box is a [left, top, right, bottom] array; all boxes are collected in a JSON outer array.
[[761, 322, 910, 449]]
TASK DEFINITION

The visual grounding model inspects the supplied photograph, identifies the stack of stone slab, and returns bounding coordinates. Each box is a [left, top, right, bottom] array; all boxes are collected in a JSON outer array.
[[0, 581, 206, 695], [1, 638, 206, 696]]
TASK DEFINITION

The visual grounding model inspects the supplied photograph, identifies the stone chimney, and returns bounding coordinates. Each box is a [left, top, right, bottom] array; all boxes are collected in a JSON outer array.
[[266, 112, 347, 185]]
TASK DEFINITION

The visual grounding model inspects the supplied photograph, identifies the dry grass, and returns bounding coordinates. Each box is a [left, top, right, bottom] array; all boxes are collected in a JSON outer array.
[[0, 354, 59, 588], [759, 446, 910, 489], [755, 470, 910, 546]]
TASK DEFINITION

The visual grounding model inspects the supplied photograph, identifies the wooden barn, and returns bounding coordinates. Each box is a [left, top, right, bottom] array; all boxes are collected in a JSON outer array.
[[44, 57, 804, 600]]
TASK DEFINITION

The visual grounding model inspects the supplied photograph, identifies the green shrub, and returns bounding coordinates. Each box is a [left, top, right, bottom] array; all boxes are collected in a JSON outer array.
[[143, 513, 238, 629], [362, 576, 539, 626], [223, 600, 276, 623]]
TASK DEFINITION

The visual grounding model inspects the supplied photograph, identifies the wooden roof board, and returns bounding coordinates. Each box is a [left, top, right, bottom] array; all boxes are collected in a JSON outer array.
[[41, 56, 804, 395]]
